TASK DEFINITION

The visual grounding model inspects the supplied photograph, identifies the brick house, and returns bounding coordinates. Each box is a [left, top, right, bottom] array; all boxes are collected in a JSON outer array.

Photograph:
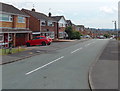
[[0, 2, 32, 47], [22, 9, 58, 39], [51, 16, 67, 38], [66, 20, 77, 31]]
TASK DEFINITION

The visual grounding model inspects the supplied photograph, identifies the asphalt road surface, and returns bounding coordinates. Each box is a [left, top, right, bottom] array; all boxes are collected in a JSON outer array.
[[2, 39, 109, 89]]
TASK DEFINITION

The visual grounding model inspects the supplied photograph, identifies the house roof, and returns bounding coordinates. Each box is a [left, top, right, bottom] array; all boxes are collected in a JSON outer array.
[[51, 16, 66, 22], [0, 2, 28, 17], [66, 20, 72, 24], [22, 9, 56, 21]]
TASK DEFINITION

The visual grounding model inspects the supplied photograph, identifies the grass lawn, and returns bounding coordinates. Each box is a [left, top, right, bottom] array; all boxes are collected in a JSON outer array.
[[0, 47, 26, 55]]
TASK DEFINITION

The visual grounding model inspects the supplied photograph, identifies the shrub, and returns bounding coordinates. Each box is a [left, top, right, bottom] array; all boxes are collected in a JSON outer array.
[[65, 26, 81, 39]]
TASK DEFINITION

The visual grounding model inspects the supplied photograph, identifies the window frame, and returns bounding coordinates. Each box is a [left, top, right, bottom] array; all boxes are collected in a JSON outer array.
[[0, 14, 13, 22], [0, 34, 4, 42], [48, 21, 54, 27], [8, 33, 12, 41], [41, 21, 46, 26], [18, 16, 25, 23]]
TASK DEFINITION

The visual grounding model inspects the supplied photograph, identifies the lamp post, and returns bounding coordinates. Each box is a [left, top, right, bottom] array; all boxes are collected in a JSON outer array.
[[112, 21, 117, 31], [112, 21, 117, 39]]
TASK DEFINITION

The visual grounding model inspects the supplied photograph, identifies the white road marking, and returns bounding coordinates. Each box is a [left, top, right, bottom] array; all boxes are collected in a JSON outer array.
[[26, 56, 64, 75], [85, 43, 91, 47], [93, 41, 95, 43], [71, 47, 82, 54]]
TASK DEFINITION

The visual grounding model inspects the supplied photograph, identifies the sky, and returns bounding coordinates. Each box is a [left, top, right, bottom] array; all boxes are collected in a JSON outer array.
[[0, 0, 119, 29]]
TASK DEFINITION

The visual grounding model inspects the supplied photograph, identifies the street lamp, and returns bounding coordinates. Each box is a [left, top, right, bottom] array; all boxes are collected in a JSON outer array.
[[112, 21, 117, 39], [112, 21, 117, 31]]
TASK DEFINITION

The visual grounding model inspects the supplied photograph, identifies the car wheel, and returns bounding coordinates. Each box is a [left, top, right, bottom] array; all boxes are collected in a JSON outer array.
[[41, 42, 46, 46], [26, 43, 30, 47], [47, 42, 51, 45]]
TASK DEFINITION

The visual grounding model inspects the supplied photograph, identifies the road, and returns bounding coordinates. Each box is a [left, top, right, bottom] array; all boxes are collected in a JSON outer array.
[[2, 39, 109, 89]]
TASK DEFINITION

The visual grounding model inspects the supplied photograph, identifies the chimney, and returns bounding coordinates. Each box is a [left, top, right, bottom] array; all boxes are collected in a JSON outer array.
[[48, 12, 51, 17], [32, 8, 35, 12]]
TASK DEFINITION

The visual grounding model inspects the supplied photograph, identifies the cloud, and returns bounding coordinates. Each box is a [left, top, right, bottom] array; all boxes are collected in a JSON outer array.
[[57, 10, 64, 13], [99, 6, 118, 14]]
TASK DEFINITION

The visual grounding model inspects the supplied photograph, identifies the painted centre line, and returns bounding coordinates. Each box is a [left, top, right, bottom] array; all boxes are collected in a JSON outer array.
[[85, 43, 91, 47], [71, 47, 82, 54], [26, 56, 64, 75]]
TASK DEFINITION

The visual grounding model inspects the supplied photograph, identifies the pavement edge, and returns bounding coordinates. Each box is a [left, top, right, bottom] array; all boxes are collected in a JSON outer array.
[[88, 40, 110, 90]]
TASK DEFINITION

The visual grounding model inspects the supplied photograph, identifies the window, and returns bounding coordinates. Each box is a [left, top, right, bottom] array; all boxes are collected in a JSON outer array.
[[41, 21, 46, 26], [0, 14, 13, 22], [18, 16, 25, 23], [59, 23, 64, 27], [48, 21, 54, 26], [8, 33, 12, 41], [0, 34, 4, 42]]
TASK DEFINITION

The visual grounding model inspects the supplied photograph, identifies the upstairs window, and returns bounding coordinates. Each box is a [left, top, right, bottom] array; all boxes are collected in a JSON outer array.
[[41, 21, 46, 26], [0, 14, 13, 22], [18, 16, 25, 23], [59, 23, 64, 27], [48, 21, 54, 26]]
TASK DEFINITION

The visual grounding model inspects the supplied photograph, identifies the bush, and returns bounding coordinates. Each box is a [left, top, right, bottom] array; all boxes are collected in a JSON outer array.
[[65, 26, 81, 39], [104, 34, 110, 38], [71, 31, 81, 39]]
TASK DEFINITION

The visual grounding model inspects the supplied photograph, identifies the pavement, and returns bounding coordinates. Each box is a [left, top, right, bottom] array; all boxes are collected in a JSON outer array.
[[89, 39, 119, 90], [1, 39, 89, 64]]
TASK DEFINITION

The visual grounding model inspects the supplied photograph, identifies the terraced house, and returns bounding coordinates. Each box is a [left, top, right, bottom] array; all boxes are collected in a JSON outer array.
[[0, 2, 32, 47]]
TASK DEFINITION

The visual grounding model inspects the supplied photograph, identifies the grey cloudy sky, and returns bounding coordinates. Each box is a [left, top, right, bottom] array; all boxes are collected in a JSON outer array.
[[0, 0, 119, 29]]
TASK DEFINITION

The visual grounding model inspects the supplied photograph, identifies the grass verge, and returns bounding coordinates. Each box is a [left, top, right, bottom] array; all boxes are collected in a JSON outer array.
[[0, 47, 26, 55]]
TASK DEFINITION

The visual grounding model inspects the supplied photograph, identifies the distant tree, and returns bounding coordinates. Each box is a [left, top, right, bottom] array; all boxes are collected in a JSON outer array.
[[65, 26, 81, 39], [104, 34, 110, 38], [65, 26, 73, 39], [71, 31, 81, 39]]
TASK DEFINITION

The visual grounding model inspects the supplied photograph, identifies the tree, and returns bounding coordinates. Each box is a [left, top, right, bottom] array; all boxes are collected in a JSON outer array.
[[65, 26, 81, 39], [71, 31, 81, 39], [65, 26, 73, 39], [104, 34, 110, 38]]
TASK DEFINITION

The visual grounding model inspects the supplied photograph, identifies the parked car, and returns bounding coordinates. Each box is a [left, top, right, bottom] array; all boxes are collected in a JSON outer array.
[[84, 35, 91, 38], [26, 36, 52, 47]]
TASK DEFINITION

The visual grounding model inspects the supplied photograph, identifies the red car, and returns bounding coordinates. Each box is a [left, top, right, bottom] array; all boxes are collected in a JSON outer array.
[[26, 36, 52, 47]]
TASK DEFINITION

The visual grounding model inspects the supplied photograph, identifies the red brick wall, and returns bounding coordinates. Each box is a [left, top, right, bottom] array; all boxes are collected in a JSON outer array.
[[59, 27, 65, 32], [29, 16, 40, 32], [21, 10, 40, 32], [41, 26, 55, 32]]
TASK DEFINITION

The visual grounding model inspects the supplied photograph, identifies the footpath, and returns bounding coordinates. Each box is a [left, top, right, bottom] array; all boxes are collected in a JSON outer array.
[[89, 40, 119, 90]]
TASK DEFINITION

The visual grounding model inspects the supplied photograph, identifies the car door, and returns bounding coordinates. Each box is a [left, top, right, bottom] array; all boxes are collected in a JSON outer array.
[[30, 37, 40, 45], [39, 37, 46, 44]]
